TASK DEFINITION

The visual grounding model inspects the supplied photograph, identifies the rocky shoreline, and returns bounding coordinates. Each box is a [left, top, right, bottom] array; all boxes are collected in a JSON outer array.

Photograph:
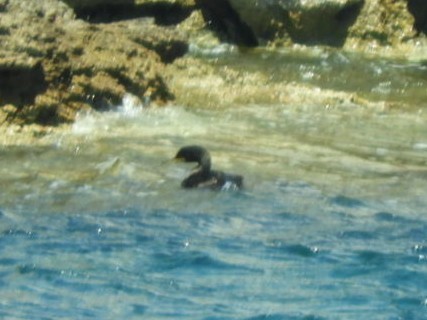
[[1, 0, 426, 129]]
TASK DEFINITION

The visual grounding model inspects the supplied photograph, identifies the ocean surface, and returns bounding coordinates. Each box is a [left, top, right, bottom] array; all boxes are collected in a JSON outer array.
[[1, 47, 427, 319]]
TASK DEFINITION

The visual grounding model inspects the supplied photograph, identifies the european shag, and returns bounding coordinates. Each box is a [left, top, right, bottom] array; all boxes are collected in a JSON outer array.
[[174, 145, 243, 190]]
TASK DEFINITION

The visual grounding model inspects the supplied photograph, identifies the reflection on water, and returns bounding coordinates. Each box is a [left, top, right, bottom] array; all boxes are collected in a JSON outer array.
[[0, 48, 427, 319]]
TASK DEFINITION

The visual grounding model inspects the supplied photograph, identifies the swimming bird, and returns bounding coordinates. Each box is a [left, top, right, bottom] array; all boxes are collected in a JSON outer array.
[[174, 145, 243, 190]]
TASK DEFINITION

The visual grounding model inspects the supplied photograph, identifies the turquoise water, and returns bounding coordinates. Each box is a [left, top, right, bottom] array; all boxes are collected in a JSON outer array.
[[1, 49, 427, 319]]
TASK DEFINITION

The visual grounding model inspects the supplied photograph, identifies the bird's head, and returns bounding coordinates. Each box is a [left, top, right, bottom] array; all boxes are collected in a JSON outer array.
[[174, 145, 211, 171]]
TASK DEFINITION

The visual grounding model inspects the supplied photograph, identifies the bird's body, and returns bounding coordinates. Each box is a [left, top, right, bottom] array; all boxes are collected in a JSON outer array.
[[174, 145, 243, 190]]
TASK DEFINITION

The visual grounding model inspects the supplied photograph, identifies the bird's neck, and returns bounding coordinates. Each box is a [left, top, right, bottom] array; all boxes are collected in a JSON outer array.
[[199, 153, 211, 173]]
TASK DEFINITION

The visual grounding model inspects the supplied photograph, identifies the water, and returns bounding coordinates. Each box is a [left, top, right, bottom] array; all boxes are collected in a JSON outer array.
[[1, 48, 427, 319]]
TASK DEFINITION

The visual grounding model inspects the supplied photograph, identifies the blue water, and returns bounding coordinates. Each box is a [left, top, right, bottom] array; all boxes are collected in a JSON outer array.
[[1, 185, 427, 319]]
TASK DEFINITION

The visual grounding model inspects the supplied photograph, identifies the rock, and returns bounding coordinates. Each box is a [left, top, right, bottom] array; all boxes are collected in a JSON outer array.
[[63, 0, 195, 25], [0, 60, 48, 108], [347, 0, 416, 47], [1, 0, 426, 127], [195, 0, 258, 46], [62, 0, 195, 10], [166, 54, 373, 110], [0, 0, 189, 125], [226, 0, 421, 48], [223, 0, 359, 46], [407, 0, 427, 35]]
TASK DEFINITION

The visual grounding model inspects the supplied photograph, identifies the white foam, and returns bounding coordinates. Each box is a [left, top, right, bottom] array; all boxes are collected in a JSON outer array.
[[71, 93, 144, 135], [189, 43, 238, 57], [117, 93, 145, 117]]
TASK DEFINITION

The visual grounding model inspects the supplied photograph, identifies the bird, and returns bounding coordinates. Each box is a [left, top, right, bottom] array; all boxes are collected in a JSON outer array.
[[174, 145, 243, 190]]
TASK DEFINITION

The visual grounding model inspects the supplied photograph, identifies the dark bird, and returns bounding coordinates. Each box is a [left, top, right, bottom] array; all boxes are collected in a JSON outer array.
[[174, 145, 243, 190]]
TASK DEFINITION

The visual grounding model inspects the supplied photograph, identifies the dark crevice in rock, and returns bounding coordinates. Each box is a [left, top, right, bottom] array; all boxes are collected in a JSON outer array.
[[146, 75, 175, 102], [408, 0, 427, 35], [68, 88, 119, 113], [84, 93, 119, 111], [195, 0, 258, 47], [106, 71, 142, 100], [335, 1, 364, 27], [133, 39, 188, 64], [156, 41, 188, 63], [283, 1, 364, 47], [68, 77, 121, 112], [33, 106, 61, 126], [55, 68, 73, 88], [0, 63, 48, 107], [117, 71, 175, 103], [73, 2, 194, 26]]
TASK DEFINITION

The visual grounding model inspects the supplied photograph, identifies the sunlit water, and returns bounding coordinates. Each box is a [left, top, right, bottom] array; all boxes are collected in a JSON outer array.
[[1, 48, 427, 319]]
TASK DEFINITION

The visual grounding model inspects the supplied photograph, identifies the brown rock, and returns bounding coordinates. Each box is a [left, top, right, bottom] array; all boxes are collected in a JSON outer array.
[[0, 0, 189, 125], [347, 0, 416, 46]]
